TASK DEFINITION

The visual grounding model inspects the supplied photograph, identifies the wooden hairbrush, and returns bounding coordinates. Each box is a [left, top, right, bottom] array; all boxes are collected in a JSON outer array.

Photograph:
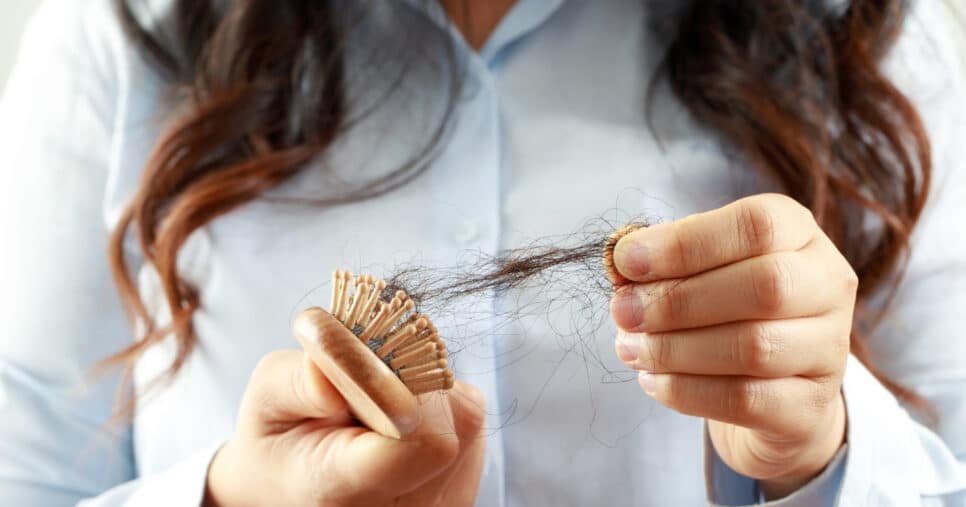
[[293, 270, 454, 438]]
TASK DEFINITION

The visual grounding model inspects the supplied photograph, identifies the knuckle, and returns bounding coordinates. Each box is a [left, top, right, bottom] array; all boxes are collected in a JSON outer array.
[[735, 199, 777, 254], [730, 381, 774, 418], [651, 283, 689, 328], [246, 351, 299, 420], [456, 385, 487, 433], [829, 329, 851, 361], [462, 403, 486, 435], [807, 376, 839, 413], [843, 265, 860, 296], [763, 192, 811, 217], [780, 193, 818, 226], [661, 375, 684, 407], [460, 383, 487, 411], [752, 256, 794, 314], [644, 333, 674, 371], [738, 322, 783, 374], [669, 227, 700, 275], [251, 350, 290, 380], [421, 433, 461, 470], [288, 363, 316, 413]]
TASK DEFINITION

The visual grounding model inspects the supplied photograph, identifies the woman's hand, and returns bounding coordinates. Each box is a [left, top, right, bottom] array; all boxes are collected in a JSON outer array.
[[205, 350, 486, 507], [610, 193, 853, 499]]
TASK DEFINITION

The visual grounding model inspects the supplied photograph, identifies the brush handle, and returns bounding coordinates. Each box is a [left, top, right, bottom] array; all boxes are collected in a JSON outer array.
[[293, 307, 419, 438]]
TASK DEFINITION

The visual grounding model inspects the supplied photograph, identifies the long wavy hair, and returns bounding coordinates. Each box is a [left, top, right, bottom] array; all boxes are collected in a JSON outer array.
[[107, 0, 930, 408]]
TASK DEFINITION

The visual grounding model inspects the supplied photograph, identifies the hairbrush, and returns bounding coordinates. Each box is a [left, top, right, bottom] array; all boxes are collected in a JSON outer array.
[[602, 223, 643, 286], [293, 271, 453, 438]]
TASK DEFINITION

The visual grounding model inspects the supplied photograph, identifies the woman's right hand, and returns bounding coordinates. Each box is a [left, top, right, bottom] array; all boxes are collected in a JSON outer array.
[[204, 350, 487, 507]]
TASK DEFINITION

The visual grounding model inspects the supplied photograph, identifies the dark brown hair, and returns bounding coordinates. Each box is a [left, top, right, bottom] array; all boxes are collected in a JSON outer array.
[[107, 0, 930, 407]]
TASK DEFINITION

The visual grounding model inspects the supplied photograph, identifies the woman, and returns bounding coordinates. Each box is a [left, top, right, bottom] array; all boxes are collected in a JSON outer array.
[[1, 0, 964, 505]]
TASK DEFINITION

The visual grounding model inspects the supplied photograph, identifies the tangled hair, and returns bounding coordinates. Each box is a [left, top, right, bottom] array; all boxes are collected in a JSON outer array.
[[107, 0, 930, 409]]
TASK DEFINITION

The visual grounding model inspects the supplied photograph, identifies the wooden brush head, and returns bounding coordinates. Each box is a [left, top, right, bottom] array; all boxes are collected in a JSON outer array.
[[293, 271, 454, 438]]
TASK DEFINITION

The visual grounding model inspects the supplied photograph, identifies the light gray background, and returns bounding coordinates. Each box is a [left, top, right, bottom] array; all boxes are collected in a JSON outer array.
[[0, 2, 963, 102], [1, 0, 41, 93]]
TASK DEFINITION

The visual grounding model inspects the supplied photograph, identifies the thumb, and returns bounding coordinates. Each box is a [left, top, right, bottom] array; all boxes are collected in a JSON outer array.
[[242, 349, 348, 434], [334, 382, 487, 499]]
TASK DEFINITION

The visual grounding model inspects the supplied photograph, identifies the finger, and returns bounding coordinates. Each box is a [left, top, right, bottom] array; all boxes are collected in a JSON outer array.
[[611, 246, 853, 332], [243, 350, 348, 433], [433, 421, 487, 507], [399, 382, 487, 507], [614, 193, 817, 282], [337, 381, 484, 498], [640, 373, 839, 439], [614, 316, 850, 377]]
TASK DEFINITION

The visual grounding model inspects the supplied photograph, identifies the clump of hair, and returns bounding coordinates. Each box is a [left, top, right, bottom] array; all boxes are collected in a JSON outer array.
[[365, 218, 649, 359], [386, 220, 646, 306]]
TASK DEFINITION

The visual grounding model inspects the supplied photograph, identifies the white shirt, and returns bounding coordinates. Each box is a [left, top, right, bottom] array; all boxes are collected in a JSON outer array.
[[1, 0, 965, 505]]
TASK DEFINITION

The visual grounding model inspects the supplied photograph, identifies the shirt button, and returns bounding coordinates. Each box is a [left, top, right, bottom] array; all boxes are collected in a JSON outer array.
[[453, 220, 480, 245]]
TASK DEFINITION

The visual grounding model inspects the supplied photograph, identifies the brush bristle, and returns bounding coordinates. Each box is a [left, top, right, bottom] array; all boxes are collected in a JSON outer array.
[[330, 270, 454, 395]]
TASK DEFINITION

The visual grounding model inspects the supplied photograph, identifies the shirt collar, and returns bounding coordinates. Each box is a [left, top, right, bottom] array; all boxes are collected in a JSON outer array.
[[398, 0, 566, 64]]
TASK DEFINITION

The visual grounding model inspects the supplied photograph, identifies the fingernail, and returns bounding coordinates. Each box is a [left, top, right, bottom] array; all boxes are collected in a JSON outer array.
[[611, 286, 645, 331], [614, 237, 649, 279], [638, 371, 656, 395], [615, 330, 640, 363]]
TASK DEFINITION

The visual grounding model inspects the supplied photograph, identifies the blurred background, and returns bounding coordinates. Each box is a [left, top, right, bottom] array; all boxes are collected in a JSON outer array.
[[1, 0, 40, 93], [1, 1, 964, 93]]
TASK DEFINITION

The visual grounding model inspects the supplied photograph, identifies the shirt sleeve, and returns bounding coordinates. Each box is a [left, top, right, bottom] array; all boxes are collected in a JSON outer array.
[[706, 430, 848, 506], [0, 1, 220, 505], [705, 1, 966, 505]]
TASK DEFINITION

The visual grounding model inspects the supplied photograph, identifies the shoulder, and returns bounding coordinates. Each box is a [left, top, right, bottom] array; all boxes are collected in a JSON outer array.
[[12, 0, 179, 106], [19, 0, 128, 79], [3, 0, 136, 139], [3, 0, 175, 217]]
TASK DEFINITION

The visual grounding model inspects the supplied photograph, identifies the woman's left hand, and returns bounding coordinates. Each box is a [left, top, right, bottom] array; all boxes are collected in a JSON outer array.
[[610, 193, 854, 499]]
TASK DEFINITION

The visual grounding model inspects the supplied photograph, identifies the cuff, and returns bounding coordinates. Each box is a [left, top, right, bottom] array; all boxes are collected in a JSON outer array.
[[705, 429, 847, 506], [836, 355, 965, 505], [77, 441, 224, 507], [707, 355, 966, 506]]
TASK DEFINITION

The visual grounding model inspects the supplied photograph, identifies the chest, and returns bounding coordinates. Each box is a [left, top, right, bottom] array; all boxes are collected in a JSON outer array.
[[121, 3, 767, 501]]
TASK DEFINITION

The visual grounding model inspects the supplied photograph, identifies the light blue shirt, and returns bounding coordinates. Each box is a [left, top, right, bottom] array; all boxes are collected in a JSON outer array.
[[1, 0, 965, 505]]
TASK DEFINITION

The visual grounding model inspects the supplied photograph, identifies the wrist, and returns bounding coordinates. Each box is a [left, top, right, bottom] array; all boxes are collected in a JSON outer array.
[[759, 392, 847, 500], [204, 439, 251, 507]]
